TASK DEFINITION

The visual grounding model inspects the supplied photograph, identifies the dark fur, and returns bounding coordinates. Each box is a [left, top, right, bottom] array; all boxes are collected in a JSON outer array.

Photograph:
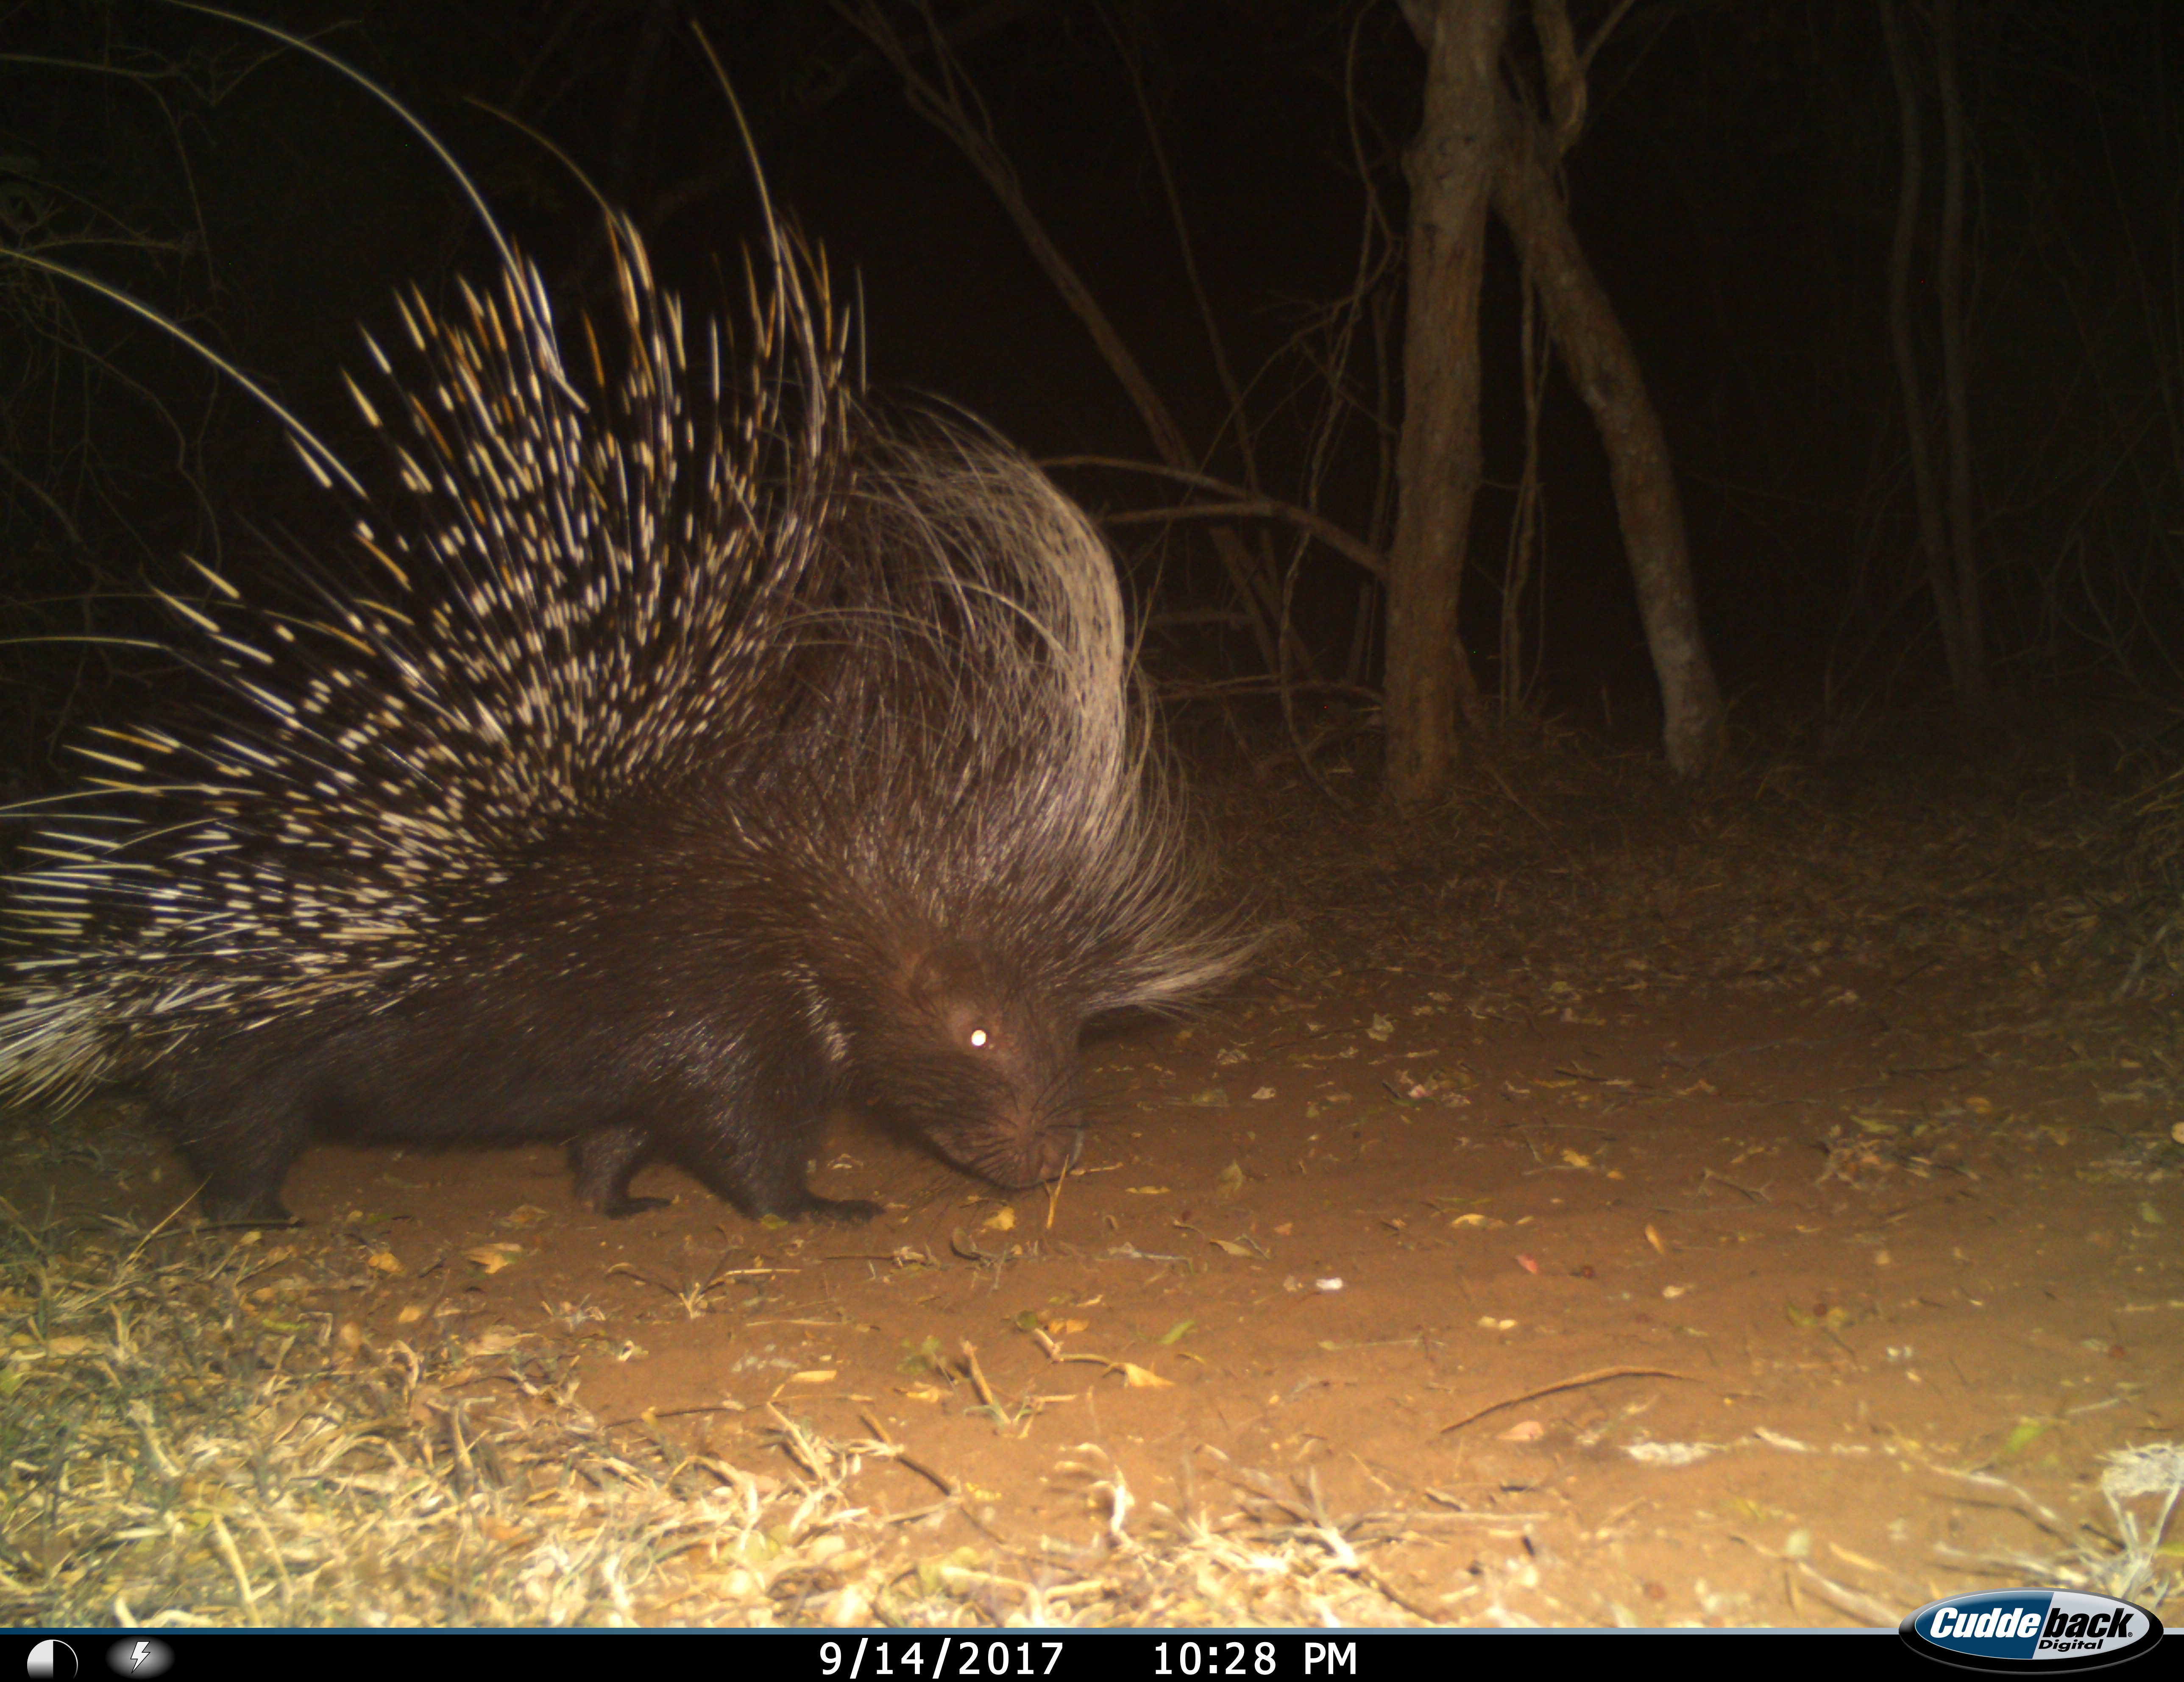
[[150, 794, 1090, 1225]]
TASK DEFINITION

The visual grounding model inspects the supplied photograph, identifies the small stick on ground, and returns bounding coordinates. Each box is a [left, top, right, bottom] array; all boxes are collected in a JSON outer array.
[[1437, 1365, 1696, 1434]]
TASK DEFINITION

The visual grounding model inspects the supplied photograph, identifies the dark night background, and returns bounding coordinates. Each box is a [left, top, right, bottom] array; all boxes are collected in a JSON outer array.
[[3, 0, 2182, 775]]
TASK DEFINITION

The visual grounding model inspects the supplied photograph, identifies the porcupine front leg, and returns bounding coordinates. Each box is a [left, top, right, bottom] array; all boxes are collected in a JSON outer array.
[[569, 1120, 670, 1218], [637, 1073, 880, 1225], [699, 1103, 882, 1224]]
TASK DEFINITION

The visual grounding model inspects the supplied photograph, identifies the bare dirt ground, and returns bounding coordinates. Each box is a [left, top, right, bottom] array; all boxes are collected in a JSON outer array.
[[7, 718, 2182, 1627]]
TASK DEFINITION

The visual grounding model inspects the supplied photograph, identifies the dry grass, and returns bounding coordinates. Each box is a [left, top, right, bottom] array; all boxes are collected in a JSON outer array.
[[0, 1195, 1473, 1627]]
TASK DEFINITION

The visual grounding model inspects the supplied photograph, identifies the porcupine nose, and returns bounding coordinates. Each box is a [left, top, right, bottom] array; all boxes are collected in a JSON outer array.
[[1025, 1121, 1081, 1184], [977, 1115, 1080, 1189]]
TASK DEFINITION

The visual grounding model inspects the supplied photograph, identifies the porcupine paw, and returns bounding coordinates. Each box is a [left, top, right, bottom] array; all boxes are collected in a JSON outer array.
[[791, 1194, 882, 1225], [196, 1191, 301, 1228], [599, 1193, 673, 1219]]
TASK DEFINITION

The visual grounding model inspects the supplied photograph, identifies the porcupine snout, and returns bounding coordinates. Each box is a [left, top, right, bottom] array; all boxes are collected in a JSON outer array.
[[923, 1067, 1083, 1190], [859, 941, 1086, 1189]]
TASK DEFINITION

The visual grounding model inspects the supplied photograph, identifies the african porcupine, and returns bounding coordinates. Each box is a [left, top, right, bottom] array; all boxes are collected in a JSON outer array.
[[0, 214, 1246, 1225]]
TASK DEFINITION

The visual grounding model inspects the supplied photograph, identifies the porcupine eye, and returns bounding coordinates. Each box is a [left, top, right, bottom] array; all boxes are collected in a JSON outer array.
[[968, 1028, 991, 1050]]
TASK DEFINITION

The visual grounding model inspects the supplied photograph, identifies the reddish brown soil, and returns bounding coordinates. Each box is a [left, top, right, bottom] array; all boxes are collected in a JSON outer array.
[[14, 741, 2184, 1626]]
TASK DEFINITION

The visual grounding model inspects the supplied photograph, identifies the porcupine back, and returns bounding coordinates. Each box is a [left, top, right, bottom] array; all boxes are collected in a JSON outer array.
[[0, 217, 1246, 1223]]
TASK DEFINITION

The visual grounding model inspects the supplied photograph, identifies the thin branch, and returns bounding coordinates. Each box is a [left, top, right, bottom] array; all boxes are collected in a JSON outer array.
[[1098, 7, 1259, 493], [1045, 456, 1384, 577], [836, 0, 1285, 672]]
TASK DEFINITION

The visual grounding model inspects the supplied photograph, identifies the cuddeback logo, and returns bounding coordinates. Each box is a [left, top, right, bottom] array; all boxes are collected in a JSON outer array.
[[1899, 1588, 2163, 1671]]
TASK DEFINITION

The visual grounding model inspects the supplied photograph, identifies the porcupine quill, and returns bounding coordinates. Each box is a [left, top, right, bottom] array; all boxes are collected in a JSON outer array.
[[0, 14, 1249, 1225]]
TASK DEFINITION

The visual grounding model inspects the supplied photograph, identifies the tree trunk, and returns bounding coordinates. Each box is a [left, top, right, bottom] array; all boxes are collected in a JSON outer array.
[[1880, 0, 1964, 691], [1933, 0, 1987, 699], [1493, 99, 1725, 777], [1384, 0, 1506, 810]]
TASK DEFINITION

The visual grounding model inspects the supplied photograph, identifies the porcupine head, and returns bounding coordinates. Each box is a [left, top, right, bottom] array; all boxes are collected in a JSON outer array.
[[846, 934, 1085, 1192], [757, 420, 1241, 1201]]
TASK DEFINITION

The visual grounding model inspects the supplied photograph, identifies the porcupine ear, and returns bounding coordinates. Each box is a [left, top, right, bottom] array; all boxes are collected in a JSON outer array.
[[896, 943, 1009, 1038]]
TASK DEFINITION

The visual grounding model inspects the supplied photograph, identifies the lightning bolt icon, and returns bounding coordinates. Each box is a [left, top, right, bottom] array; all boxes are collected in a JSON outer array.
[[129, 1643, 149, 1672]]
